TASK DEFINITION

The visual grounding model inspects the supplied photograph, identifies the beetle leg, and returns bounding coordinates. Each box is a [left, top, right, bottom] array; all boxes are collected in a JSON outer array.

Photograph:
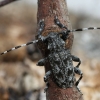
[[72, 55, 82, 85], [76, 85, 83, 95], [44, 82, 49, 93], [38, 19, 45, 35], [54, 16, 71, 40], [74, 67, 83, 94], [44, 70, 52, 82], [72, 55, 81, 68], [74, 67, 83, 86], [37, 19, 46, 42], [54, 16, 67, 29], [37, 58, 46, 66]]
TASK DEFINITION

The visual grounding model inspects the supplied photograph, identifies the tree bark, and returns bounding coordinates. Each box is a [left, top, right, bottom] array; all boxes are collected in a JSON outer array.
[[0, 0, 17, 7], [37, 0, 84, 100]]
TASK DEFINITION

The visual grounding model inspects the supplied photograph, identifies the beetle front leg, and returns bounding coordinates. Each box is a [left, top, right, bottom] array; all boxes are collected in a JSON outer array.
[[38, 19, 45, 35], [72, 55, 81, 68], [54, 16, 70, 40], [37, 19, 46, 42], [54, 16, 67, 29]]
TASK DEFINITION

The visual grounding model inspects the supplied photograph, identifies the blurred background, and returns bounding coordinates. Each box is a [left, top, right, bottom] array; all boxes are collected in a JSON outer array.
[[0, 0, 100, 100]]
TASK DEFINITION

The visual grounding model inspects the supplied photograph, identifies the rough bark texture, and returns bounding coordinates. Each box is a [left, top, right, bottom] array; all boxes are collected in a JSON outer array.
[[0, 0, 17, 7], [37, 0, 84, 100]]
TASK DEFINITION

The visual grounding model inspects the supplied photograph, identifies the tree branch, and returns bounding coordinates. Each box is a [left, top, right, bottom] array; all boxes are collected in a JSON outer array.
[[37, 0, 84, 100], [0, 0, 18, 7]]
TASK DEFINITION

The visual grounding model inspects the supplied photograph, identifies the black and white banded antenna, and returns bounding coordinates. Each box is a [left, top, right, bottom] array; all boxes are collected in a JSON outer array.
[[0, 19, 44, 56], [68, 27, 100, 32], [54, 16, 100, 32], [0, 40, 38, 55], [1, 27, 100, 56]]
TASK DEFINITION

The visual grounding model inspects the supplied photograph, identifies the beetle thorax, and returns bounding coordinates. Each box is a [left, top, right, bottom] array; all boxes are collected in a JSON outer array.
[[47, 32, 65, 51]]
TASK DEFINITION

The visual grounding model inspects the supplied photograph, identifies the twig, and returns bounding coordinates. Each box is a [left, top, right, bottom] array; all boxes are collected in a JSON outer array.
[[0, 0, 18, 7], [37, 0, 84, 100]]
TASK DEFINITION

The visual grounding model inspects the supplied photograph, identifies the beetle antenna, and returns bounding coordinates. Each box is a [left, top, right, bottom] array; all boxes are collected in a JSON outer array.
[[69, 27, 100, 32], [0, 40, 38, 55]]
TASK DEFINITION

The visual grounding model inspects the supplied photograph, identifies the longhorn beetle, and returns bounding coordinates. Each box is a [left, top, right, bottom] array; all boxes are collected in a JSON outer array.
[[0, 16, 100, 92]]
